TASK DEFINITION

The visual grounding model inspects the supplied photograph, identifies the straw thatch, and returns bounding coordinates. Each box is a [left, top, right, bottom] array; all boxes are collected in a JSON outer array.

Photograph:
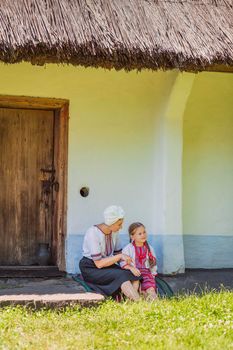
[[0, 0, 232, 71]]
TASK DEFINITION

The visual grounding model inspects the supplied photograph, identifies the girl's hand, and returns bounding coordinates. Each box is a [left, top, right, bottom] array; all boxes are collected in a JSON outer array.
[[121, 253, 133, 265], [129, 267, 141, 277]]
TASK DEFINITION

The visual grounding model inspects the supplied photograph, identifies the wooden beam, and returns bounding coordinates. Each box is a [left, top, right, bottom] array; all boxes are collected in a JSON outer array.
[[0, 95, 69, 110], [192, 65, 233, 74], [53, 104, 69, 272]]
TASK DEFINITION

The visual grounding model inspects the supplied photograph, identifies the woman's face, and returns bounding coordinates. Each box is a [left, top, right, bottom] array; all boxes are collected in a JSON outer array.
[[110, 219, 124, 232], [131, 225, 147, 244]]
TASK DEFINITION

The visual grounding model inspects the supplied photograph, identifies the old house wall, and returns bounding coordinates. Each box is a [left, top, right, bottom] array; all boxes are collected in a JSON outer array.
[[0, 63, 177, 273], [183, 72, 233, 268], [1, 63, 232, 273]]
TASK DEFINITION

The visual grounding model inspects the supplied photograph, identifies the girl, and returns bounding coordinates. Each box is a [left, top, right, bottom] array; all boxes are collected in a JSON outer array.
[[120, 222, 158, 300]]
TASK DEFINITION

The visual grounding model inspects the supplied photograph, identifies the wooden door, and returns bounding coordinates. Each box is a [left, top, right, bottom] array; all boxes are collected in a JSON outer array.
[[0, 108, 55, 265]]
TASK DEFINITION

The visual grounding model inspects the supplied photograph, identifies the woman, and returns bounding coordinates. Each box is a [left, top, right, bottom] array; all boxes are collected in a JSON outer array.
[[79, 205, 141, 300]]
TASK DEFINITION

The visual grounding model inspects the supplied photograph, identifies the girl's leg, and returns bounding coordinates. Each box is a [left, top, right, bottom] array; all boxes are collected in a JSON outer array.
[[145, 287, 157, 300], [121, 281, 140, 301], [141, 291, 147, 299]]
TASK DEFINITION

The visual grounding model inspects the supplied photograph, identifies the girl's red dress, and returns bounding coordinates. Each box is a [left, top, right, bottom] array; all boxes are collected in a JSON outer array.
[[133, 242, 156, 291]]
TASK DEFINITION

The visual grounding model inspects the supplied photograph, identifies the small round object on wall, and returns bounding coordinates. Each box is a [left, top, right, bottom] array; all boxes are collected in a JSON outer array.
[[80, 186, 89, 197]]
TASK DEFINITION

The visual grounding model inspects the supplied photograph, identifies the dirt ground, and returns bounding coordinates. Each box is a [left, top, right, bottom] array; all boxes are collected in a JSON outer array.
[[162, 268, 233, 294], [0, 269, 232, 308]]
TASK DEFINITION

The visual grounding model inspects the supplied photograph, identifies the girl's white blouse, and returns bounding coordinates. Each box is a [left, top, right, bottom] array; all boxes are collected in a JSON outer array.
[[82, 226, 122, 261]]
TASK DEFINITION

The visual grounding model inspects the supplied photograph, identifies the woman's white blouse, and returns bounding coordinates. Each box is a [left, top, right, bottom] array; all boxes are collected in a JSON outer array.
[[82, 226, 122, 261]]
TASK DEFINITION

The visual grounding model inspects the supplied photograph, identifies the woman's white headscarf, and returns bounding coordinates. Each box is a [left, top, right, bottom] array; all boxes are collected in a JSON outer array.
[[104, 205, 125, 226]]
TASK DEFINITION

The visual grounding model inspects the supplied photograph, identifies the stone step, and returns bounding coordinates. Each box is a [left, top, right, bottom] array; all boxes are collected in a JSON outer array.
[[0, 266, 65, 278], [0, 292, 104, 308]]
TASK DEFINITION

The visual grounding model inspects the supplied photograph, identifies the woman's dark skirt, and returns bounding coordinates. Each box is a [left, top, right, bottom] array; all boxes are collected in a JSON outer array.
[[79, 257, 141, 296]]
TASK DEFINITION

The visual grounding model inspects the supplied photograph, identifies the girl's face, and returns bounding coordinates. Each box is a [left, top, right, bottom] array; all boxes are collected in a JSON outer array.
[[131, 225, 147, 244], [110, 219, 124, 232]]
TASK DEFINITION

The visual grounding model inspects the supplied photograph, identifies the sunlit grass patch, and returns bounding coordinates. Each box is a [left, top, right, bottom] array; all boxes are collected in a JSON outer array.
[[0, 291, 232, 350]]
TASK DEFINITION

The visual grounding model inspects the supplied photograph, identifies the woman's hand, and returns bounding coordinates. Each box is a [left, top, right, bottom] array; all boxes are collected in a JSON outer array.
[[129, 267, 141, 277], [121, 253, 133, 265]]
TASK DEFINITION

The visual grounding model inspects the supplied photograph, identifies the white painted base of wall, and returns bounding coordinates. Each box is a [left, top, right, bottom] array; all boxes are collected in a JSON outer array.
[[66, 234, 184, 275], [66, 234, 233, 274], [184, 235, 233, 269]]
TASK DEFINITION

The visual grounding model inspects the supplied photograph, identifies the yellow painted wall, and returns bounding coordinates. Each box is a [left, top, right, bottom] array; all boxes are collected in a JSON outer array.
[[0, 63, 177, 236], [183, 72, 233, 236]]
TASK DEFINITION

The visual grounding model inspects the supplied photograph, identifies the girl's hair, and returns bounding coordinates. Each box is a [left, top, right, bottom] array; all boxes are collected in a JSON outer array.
[[128, 222, 156, 268]]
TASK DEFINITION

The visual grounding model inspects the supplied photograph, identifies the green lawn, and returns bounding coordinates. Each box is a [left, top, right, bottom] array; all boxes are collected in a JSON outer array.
[[0, 291, 232, 350]]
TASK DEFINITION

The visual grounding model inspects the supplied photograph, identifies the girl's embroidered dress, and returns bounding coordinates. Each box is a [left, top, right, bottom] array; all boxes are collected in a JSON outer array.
[[133, 242, 156, 291], [120, 241, 157, 291]]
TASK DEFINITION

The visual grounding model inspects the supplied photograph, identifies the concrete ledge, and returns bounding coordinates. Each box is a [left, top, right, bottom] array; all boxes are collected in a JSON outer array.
[[0, 292, 104, 308], [0, 277, 104, 308]]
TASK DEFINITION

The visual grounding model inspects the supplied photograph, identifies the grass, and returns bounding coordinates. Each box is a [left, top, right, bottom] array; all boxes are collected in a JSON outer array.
[[0, 291, 232, 350]]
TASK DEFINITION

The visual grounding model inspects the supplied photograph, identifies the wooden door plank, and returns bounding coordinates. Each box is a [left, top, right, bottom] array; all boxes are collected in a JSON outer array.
[[0, 108, 54, 265], [0, 111, 21, 264]]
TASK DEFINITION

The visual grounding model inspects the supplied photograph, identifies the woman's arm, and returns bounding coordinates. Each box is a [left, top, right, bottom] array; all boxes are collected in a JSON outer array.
[[113, 233, 122, 255], [94, 253, 132, 269]]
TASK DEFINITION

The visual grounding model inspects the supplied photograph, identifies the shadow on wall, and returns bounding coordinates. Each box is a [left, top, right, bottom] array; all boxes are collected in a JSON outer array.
[[66, 234, 233, 274]]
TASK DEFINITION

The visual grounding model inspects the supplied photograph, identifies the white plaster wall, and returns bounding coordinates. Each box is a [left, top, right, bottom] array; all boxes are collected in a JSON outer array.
[[67, 69, 177, 236], [0, 63, 177, 272], [183, 72, 233, 268], [152, 73, 195, 274]]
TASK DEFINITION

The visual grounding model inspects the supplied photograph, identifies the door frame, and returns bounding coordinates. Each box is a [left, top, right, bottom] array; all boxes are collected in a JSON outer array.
[[0, 95, 69, 271]]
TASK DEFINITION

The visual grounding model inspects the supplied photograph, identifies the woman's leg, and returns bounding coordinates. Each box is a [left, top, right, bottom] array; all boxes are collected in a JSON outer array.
[[145, 287, 157, 300], [121, 281, 140, 301], [132, 280, 140, 293]]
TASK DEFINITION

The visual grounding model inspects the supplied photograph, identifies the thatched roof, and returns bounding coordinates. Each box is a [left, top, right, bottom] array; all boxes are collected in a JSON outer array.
[[0, 0, 233, 71]]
